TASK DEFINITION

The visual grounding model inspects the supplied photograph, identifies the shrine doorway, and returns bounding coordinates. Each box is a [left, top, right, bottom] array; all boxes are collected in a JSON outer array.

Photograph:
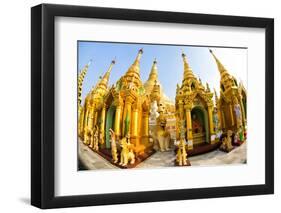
[[191, 106, 209, 145], [105, 105, 116, 149]]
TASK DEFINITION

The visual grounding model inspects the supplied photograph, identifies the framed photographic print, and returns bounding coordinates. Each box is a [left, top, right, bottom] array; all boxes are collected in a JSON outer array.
[[31, 3, 274, 209]]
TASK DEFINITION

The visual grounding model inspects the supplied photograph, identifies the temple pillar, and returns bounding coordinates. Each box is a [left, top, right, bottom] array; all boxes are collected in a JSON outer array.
[[87, 106, 95, 129], [100, 104, 106, 145], [208, 106, 215, 143], [221, 110, 226, 131], [177, 102, 184, 140], [131, 103, 140, 151], [122, 96, 133, 137], [114, 102, 123, 139], [229, 104, 234, 126], [131, 107, 139, 137], [142, 111, 149, 137], [185, 107, 193, 150], [178, 101, 184, 120], [93, 110, 98, 126]]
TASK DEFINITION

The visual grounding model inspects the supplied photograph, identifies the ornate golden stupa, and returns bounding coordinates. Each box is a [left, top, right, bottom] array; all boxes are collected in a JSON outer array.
[[209, 49, 247, 133], [79, 49, 154, 155], [175, 52, 215, 150], [102, 49, 152, 154], [144, 60, 174, 107], [143, 59, 176, 136], [77, 60, 91, 117], [78, 59, 115, 144]]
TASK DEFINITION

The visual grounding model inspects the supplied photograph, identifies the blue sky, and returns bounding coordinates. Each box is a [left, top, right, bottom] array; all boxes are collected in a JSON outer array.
[[78, 41, 247, 104]]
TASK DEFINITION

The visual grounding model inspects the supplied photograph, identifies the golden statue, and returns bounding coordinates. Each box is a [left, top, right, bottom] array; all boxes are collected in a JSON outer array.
[[119, 133, 135, 166], [220, 130, 233, 152], [155, 110, 170, 152], [176, 138, 188, 166], [109, 128, 118, 163], [90, 125, 99, 151], [83, 126, 93, 146]]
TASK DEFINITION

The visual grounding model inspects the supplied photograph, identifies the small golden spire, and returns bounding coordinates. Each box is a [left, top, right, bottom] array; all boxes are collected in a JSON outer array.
[[136, 48, 143, 62], [98, 59, 115, 88], [147, 58, 158, 83], [209, 49, 227, 74], [122, 49, 144, 88], [182, 51, 194, 76], [78, 60, 91, 105], [126, 48, 143, 75], [214, 88, 219, 102], [181, 51, 197, 89]]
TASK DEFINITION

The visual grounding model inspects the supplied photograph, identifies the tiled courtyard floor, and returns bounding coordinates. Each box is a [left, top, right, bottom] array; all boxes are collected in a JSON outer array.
[[79, 140, 247, 170]]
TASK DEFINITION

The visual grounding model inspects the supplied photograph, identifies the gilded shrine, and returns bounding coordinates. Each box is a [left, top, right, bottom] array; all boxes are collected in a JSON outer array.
[[78, 48, 247, 168]]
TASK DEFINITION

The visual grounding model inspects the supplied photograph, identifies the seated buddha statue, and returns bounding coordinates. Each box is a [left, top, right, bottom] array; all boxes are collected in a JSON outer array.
[[192, 114, 203, 133]]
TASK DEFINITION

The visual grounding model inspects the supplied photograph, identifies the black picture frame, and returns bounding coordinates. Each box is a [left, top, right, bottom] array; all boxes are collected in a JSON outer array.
[[31, 3, 274, 209]]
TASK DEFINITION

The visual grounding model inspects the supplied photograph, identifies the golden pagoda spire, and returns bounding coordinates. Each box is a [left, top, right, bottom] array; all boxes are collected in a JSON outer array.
[[181, 52, 197, 88], [122, 49, 143, 88], [147, 58, 158, 83], [125, 48, 143, 76], [209, 49, 236, 93], [214, 88, 219, 102], [182, 52, 196, 78], [97, 59, 115, 90], [78, 59, 91, 106], [209, 49, 228, 74]]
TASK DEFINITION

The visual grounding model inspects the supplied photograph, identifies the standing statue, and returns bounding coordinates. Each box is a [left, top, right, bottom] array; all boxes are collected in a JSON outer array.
[[156, 111, 170, 152], [84, 126, 93, 146], [90, 125, 99, 151], [213, 108, 219, 133], [233, 97, 242, 128], [109, 128, 118, 163], [119, 133, 135, 166], [220, 130, 233, 152], [150, 100, 159, 122], [176, 138, 188, 166]]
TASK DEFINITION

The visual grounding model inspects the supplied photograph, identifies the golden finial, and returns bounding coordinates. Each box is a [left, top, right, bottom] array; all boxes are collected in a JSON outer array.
[[136, 48, 143, 62], [181, 50, 187, 61], [181, 51, 189, 69]]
